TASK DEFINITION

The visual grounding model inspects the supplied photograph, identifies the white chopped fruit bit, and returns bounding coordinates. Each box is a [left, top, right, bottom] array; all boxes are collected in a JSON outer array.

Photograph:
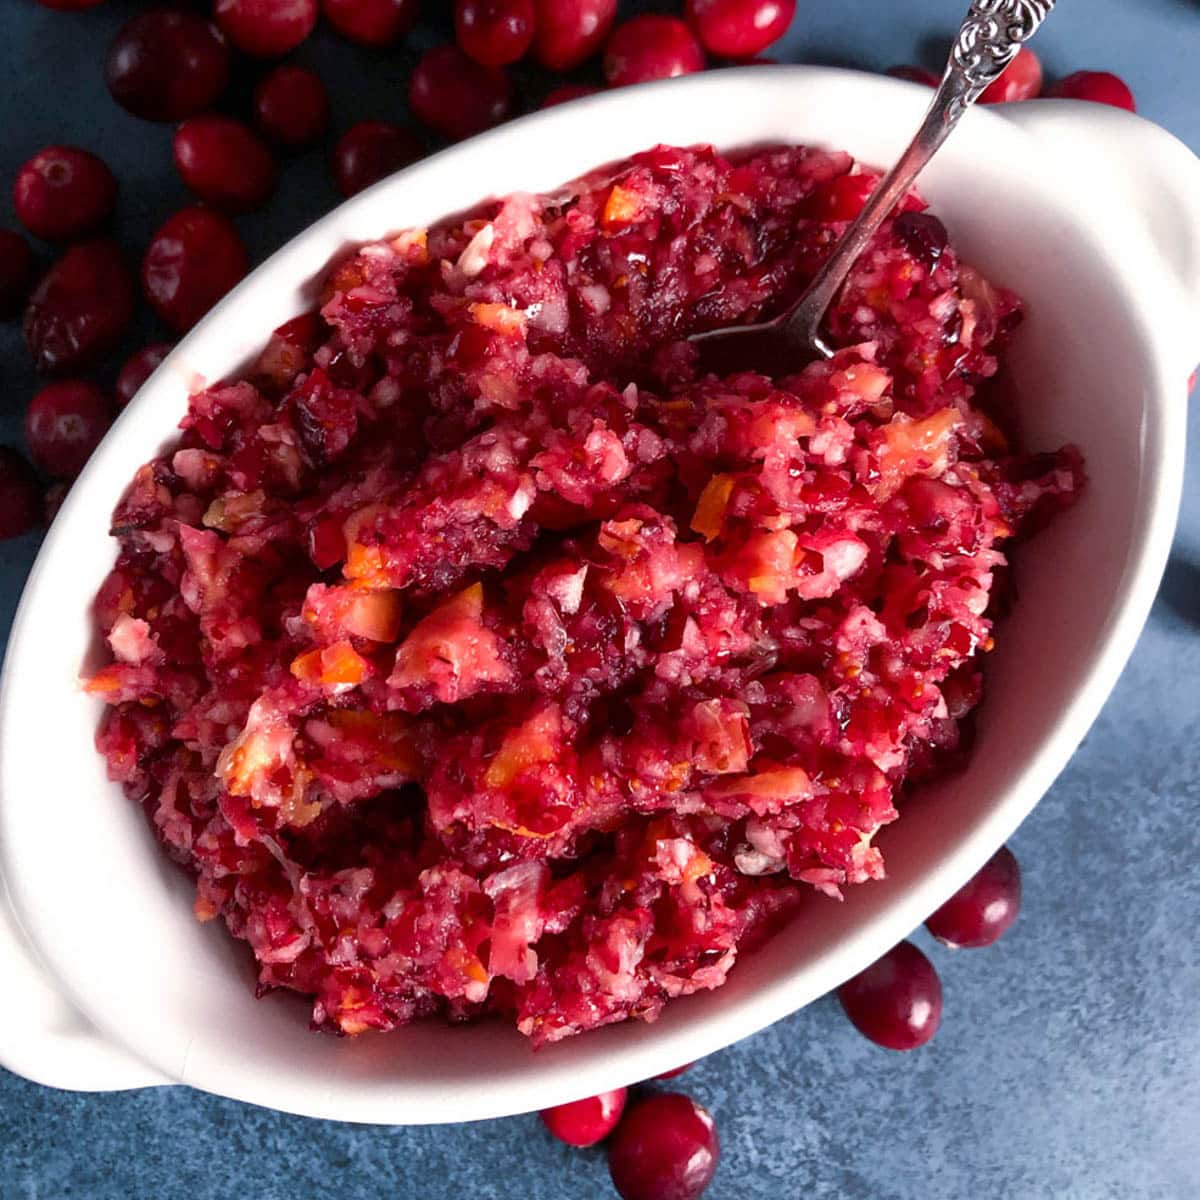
[[456, 223, 495, 278], [108, 614, 158, 665]]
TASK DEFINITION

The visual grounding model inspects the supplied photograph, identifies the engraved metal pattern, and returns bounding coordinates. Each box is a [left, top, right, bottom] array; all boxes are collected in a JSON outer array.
[[951, 0, 1055, 98]]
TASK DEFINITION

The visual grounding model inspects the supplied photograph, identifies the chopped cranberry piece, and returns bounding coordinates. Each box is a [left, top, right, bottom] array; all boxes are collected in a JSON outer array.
[[837, 940, 943, 1050], [13, 146, 117, 243], [115, 343, 173, 409], [25, 380, 113, 480], [540, 1088, 627, 1147], [1045, 70, 1136, 111], [534, 0, 617, 71], [541, 83, 599, 107], [321, 0, 420, 46], [0, 448, 42, 541], [893, 211, 948, 271], [604, 16, 705, 87], [408, 46, 513, 141], [23, 240, 135, 374], [173, 117, 277, 213], [926, 845, 1021, 948], [887, 64, 939, 87], [105, 9, 231, 121], [213, 0, 317, 57], [805, 173, 877, 221], [141, 206, 248, 332], [331, 122, 425, 196], [456, 0, 536, 66], [654, 1062, 694, 1080], [684, 0, 794, 60], [980, 46, 1042, 104], [254, 65, 331, 148], [0, 230, 35, 320], [608, 1093, 720, 1200]]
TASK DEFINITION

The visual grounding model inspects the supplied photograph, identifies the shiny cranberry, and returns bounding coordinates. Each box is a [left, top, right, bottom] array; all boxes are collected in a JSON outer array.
[[105, 9, 231, 122], [926, 845, 1021, 948], [23, 240, 135, 374], [608, 1092, 719, 1200], [604, 16, 705, 87], [0, 448, 42, 541], [534, 0, 617, 72], [540, 1088, 627, 1147], [322, 0, 419, 46], [13, 147, 116, 243], [805, 172, 878, 221], [214, 0, 317, 57], [541, 83, 599, 107], [456, 0, 535, 66], [980, 46, 1042, 104], [331, 122, 425, 196], [654, 1062, 694, 1080], [254, 65, 331, 148], [25, 380, 113, 480], [893, 211, 948, 271], [142, 206, 248, 332], [0, 231, 35, 320], [684, 0, 794, 59], [173, 117, 277, 213], [408, 46, 513, 141], [115, 342, 174, 409], [1045, 70, 1136, 111], [837, 940, 943, 1050], [888, 64, 939, 87]]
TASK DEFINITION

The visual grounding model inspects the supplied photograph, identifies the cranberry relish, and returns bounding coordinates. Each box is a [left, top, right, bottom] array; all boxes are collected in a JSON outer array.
[[89, 144, 1082, 1045]]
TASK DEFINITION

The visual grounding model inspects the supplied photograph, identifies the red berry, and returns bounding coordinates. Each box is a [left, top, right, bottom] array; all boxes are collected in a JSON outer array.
[[23, 240, 135, 374], [1045, 70, 1136, 112], [0, 448, 42, 541], [213, 0, 317, 57], [13, 147, 116, 243], [25, 380, 113, 480], [115, 343, 174, 409], [0, 230, 36, 320], [541, 83, 599, 108], [604, 16, 705, 88], [887, 64, 939, 87], [456, 0, 535, 67], [141, 206, 248, 332], [254, 65, 331, 148], [105, 9, 231, 122], [980, 46, 1042, 104], [36, 0, 106, 9], [607, 1093, 719, 1200], [654, 1062, 694, 1080], [408, 46, 513, 141], [173, 117, 277, 213], [321, 0, 420, 47], [684, 0, 794, 60], [43, 481, 69, 526], [539, 1088, 627, 1147], [533, 0, 617, 72], [331, 122, 425, 197], [926, 845, 1021, 949], [837, 940, 943, 1051], [804, 172, 879, 221]]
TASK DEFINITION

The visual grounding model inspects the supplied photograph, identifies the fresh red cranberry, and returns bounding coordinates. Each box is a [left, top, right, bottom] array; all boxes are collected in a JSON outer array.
[[1045, 70, 1136, 111], [13, 147, 116, 243], [893, 210, 948, 271], [254, 65, 331, 148], [541, 83, 599, 107], [534, 0, 617, 72], [980, 46, 1042, 104], [213, 0, 317, 57], [456, 0, 535, 66], [608, 1092, 719, 1200], [0, 230, 35, 320], [115, 343, 174, 409], [926, 845, 1021, 949], [655, 1062, 694, 1080], [540, 1088, 627, 1147], [408, 46, 513, 141], [837, 940, 943, 1050], [141, 206, 248, 332], [0, 448, 42, 541], [36, 0, 106, 9], [805, 172, 878, 221], [25, 380, 113, 480], [321, 0, 420, 46], [684, 0, 794, 59], [604, 16, 705, 87], [23, 240, 135, 374], [887, 64, 939, 87], [173, 117, 277, 213], [331, 122, 425, 196], [105, 9, 231, 122]]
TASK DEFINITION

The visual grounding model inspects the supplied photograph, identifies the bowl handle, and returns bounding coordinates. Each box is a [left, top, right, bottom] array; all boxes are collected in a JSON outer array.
[[0, 880, 171, 1091], [1001, 101, 1200, 382]]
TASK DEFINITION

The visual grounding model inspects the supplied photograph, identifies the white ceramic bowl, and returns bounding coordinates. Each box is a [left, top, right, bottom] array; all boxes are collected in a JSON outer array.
[[2, 68, 1198, 1123]]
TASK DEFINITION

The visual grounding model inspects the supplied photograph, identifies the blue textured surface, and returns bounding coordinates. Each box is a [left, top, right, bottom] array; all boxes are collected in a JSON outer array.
[[1, 3, 1198, 1197]]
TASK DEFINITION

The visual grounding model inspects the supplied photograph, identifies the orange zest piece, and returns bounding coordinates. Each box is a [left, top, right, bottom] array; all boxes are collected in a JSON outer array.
[[690, 473, 735, 542]]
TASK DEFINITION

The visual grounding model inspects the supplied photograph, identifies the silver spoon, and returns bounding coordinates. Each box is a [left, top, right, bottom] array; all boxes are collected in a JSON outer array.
[[692, 0, 1056, 375]]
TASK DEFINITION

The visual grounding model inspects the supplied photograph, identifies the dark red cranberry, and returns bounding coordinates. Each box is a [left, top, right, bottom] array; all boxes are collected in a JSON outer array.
[[894, 211, 949, 271], [331, 122, 425, 197], [654, 1062, 694, 1080], [13, 147, 117, 243], [214, 0, 317, 57], [456, 0, 535, 66], [173, 117, 277, 213], [23, 240, 135, 374], [534, 0, 617, 72], [540, 1088, 627, 1147], [115, 343, 173, 409], [322, 0, 420, 46], [0, 448, 42, 541], [926, 845, 1021, 949], [141, 206, 248, 332], [254, 65, 331, 147], [408, 46, 513, 141], [25, 380, 113, 480], [0, 230, 35, 320], [43, 481, 69, 525], [684, 0, 794, 59], [541, 83, 599, 107], [1045, 70, 1136, 111], [980, 46, 1042, 104], [887, 64, 939, 87], [36, 0, 105, 10], [608, 1092, 719, 1200], [804, 173, 878, 221], [105, 9, 231, 122], [604, 16, 705, 87], [837, 940, 943, 1050]]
